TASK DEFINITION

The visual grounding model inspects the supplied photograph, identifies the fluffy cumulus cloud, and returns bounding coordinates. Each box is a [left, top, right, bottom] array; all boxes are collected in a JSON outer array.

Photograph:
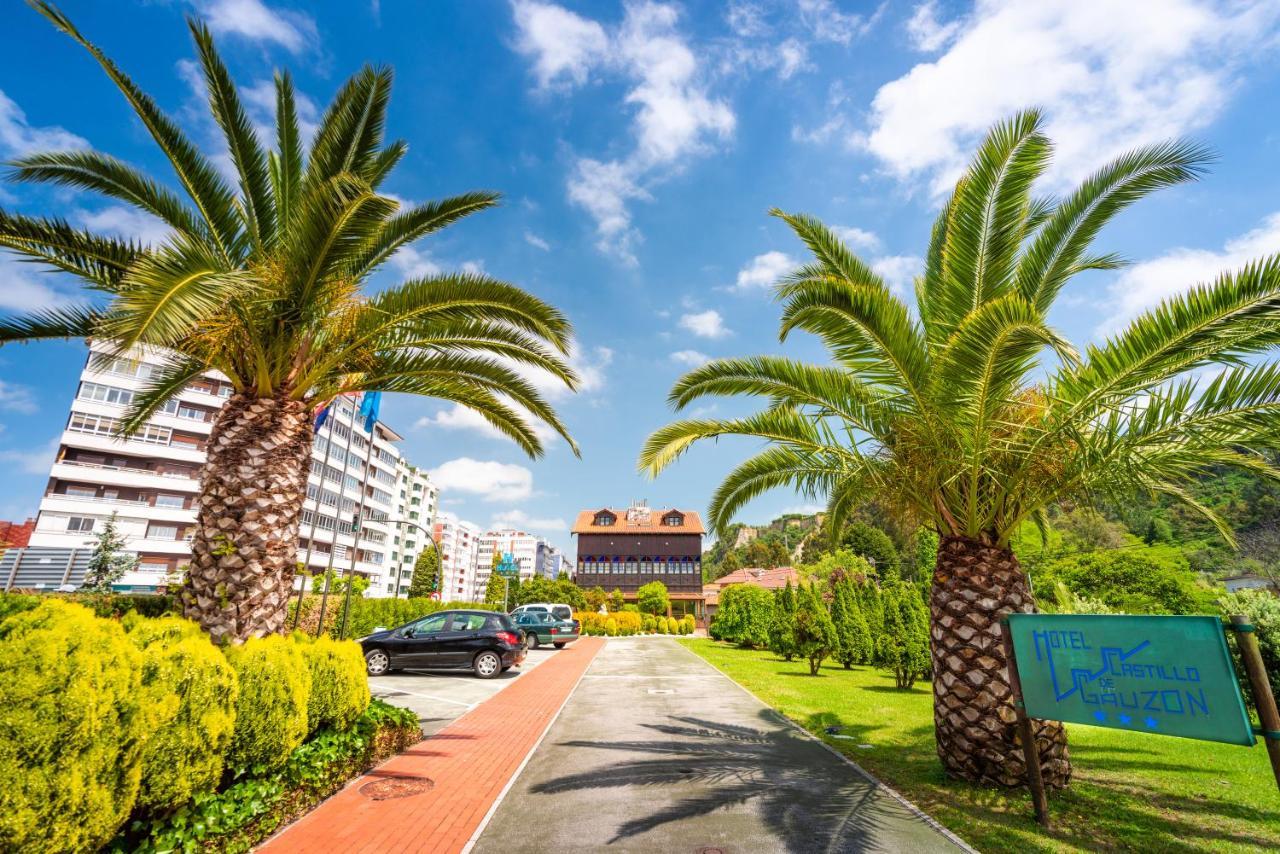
[[847, 0, 1280, 193], [512, 1, 734, 264], [0, 254, 80, 313], [679, 309, 730, 339], [872, 254, 924, 294], [0, 437, 58, 476], [523, 230, 551, 251], [490, 508, 568, 532], [734, 250, 798, 291], [428, 457, 535, 502], [76, 206, 173, 248], [1097, 212, 1280, 337], [0, 89, 87, 158], [0, 380, 37, 414], [194, 0, 318, 54], [415, 404, 559, 447], [670, 349, 710, 367]]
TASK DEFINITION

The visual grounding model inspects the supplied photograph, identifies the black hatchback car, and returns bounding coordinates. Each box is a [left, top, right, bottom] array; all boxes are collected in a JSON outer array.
[[359, 609, 526, 679]]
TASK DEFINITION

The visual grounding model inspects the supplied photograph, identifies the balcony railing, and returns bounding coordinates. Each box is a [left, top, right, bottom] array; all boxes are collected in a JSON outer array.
[[57, 459, 198, 480], [44, 492, 150, 507]]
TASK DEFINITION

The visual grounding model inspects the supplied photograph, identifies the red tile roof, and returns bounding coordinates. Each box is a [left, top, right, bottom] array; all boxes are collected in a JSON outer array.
[[702, 566, 800, 605], [572, 507, 705, 535]]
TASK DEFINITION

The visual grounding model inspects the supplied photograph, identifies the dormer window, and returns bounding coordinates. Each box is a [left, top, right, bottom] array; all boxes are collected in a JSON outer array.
[[594, 511, 616, 526], [663, 512, 684, 527]]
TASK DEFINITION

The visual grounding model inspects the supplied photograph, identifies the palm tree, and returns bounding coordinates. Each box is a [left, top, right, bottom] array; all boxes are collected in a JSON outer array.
[[0, 3, 579, 643], [640, 110, 1280, 789]]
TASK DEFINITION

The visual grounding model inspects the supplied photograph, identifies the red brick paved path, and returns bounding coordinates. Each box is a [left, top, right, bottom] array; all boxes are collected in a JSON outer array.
[[260, 637, 605, 854]]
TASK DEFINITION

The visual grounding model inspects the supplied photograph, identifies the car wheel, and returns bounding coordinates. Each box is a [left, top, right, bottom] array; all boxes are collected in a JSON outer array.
[[365, 649, 391, 676], [554, 642, 567, 649], [527, 633, 540, 650], [474, 650, 502, 679]]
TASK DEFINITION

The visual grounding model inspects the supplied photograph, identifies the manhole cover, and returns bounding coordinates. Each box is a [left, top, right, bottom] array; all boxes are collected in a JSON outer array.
[[696, 847, 727, 854], [648, 688, 676, 695], [359, 775, 435, 800]]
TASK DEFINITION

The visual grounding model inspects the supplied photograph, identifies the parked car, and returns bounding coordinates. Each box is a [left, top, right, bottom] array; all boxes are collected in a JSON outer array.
[[511, 602, 575, 622], [358, 609, 525, 679], [513, 611, 580, 650]]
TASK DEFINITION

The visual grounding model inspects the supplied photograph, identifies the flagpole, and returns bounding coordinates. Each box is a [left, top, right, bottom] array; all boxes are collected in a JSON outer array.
[[339, 410, 380, 639], [315, 398, 358, 636], [293, 400, 337, 630]]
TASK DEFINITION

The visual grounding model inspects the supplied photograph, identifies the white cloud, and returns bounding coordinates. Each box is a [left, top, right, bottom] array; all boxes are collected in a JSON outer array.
[[490, 508, 568, 532], [524, 230, 551, 251], [833, 225, 881, 251], [872, 254, 925, 294], [513, 1, 734, 263], [388, 245, 443, 278], [679, 310, 730, 339], [670, 349, 711, 367], [906, 1, 961, 52], [734, 250, 798, 291], [239, 78, 319, 143], [428, 457, 535, 502], [774, 38, 812, 79], [0, 437, 57, 475], [511, 0, 610, 89], [195, 0, 318, 54], [415, 403, 558, 447], [797, 0, 881, 44], [0, 380, 37, 414], [0, 89, 87, 158], [1097, 212, 1280, 337], [852, 0, 1280, 193], [76, 207, 173, 248], [0, 254, 79, 313]]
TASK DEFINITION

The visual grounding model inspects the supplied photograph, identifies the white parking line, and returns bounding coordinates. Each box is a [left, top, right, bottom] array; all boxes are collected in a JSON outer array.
[[374, 687, 477, 708], [579, 674, 729, 679]]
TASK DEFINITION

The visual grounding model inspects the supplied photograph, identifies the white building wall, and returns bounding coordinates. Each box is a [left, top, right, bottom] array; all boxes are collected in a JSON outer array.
[[434, 513, 480, 601]]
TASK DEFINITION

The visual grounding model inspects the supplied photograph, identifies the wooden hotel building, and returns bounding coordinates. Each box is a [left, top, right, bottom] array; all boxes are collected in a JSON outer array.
[[572, 502, 705, 618]]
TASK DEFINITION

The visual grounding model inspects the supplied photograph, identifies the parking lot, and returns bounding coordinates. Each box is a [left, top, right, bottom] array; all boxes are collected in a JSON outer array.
[[369, 646, 563, 735]]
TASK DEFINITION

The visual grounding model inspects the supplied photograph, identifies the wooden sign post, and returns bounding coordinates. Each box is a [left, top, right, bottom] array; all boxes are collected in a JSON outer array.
[[1000, 618, 1050, 828], [1229, 614, 1280, 792]]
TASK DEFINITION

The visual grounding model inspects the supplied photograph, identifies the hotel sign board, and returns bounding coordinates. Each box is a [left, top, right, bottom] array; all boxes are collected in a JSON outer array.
[[1006, 614, 1255, 746]]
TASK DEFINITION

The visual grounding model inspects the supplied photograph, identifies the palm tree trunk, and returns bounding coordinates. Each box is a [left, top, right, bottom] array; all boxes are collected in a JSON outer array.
[[930, 534, 1071, 789], [182, 395, 312, 643]]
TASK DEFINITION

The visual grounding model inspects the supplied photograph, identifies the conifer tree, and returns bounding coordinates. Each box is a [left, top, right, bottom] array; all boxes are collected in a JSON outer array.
[[769, 579, 799, 661], [794, 582, 837, 675], [831, 577, 871, 668], [875, 583, 931, 689]]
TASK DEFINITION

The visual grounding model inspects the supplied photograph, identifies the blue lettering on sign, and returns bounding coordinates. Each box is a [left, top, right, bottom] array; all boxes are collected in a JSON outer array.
[[1031, 630, 1213, 728]]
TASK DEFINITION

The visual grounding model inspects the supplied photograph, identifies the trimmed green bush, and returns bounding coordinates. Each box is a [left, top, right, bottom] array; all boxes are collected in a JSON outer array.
[[298, 636, 371, 734], [225, 636, 311, 775], [682, 614, 695, 634], [0, 600, 146, 852], [604, 617, 619, 636], [127, 617, 239, 816], [711, 584, 775, 647], [0, 592, 39, 619]]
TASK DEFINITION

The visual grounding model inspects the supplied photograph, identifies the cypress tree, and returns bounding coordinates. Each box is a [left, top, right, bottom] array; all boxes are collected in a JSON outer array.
[[831, 578, 871, 668], [769, 579, 799, 661], [794, 582, 837, 675]]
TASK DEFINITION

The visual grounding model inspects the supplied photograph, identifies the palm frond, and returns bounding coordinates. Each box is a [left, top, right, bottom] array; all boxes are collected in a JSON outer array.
[[352, 191, 501, 278], [0, 209, 141, 288], [270, 71, 303, 229], [118, 355, 209, 434], [0, 303, 102, 344], [306, 65, 394, 185]]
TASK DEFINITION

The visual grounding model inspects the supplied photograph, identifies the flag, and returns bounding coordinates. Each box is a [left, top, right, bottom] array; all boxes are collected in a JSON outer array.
[[358, 390, 382, 432], [313, 399, 333, 430]]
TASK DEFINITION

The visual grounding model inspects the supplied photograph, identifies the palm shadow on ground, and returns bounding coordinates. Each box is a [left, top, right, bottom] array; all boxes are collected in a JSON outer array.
[[528, 709, 936, 851]]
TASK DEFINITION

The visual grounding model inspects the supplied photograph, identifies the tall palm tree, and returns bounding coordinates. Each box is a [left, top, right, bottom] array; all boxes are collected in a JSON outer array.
[[0, 3, 579, 643], [640, 111, 1280, 789]]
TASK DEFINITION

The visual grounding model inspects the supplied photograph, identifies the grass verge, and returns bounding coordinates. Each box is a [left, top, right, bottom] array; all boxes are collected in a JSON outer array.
[[680, 638, 1280, 853]]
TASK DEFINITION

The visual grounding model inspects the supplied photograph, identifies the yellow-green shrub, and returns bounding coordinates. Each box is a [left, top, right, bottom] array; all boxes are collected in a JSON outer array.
[[613, 611, 642, 636], [298, 636, 370, 733], [604, 617, 619, 636], [641, 614, 656, 633], [127, 617, 238, 815], [0, 600, 145, 852], [224, 635, 311, 774], [682, 614, 696, 634]]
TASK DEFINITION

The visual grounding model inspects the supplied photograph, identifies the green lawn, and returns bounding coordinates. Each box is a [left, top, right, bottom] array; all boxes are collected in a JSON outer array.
[[680, 638, 1280, 852]]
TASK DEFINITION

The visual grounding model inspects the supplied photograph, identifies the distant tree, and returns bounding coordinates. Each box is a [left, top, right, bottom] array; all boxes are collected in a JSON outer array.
[[310, 570, 370, 597], [804, 549, 874, 584], [607, 588, 625, 613], [406, 547, 440, 598], [516, 575, 558, 606], [768, 540, 790, 567], [556, 570, 570, 581], [483, 570, 514, 611], [875, 583, 930, 689], [1143, 517, 1174, 545], [80, 513, 137, 594], [711, 584, 774, 648], [1040, 547, 1212, 614], [554, 579, 587, 610], [794, 583, 837, 675], [585, 585, 607, 611], [906, 527, 940, 582], [1055, 507, 1128, 551], [743, 539, 773, 568], [768, 580, 799, 661], [841, 522, 899, 579], [715, 551, 742, 579], [637, 580, 670, 615], [831, 577, 871, 668]]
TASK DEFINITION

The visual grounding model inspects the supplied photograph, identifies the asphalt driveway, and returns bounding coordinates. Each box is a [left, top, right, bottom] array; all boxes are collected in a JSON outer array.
[[370, 646, 560, 735], [471, 636, 969, 853]]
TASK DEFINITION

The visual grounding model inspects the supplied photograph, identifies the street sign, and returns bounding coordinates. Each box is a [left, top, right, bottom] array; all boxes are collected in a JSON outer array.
[[496, 552, 519, 577], [1006, 613, 1255, 746]]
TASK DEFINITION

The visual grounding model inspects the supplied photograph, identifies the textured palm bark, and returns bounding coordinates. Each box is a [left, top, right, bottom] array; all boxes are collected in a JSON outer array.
[[183, 395, 312, 644], [931, 534, 1072, 789]]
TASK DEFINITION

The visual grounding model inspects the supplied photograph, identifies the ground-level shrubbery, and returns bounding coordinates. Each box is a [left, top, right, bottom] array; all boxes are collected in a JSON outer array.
[[0, 594, 418, 853], [289, 593, 484, 638], [576, 610, 694, 636]]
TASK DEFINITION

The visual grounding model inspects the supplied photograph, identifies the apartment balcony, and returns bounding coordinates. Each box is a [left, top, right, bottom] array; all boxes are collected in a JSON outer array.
[[38, 493, 197, 524], [61, 430, 206, 464], [130, 537, 194, 556], [50, 460, 201, 492]]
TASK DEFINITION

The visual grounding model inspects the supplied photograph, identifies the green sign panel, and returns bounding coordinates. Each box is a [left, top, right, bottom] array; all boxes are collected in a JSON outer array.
[[1006, 614, 1254, 746], [496, 552, 519, 577]]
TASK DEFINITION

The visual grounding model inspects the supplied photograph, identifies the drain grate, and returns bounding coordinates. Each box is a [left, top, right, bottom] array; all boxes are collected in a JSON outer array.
[[358, 775, 435, 800]]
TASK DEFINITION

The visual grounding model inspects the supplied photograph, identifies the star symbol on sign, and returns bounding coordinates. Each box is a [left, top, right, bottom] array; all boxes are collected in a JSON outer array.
[[1118, 714, 1132, 725], [1093, 710, 1107, 723], [1144, 716, 1159, 729]]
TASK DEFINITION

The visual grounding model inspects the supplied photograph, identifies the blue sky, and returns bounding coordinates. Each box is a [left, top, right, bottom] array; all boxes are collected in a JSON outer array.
[[2, 0, 1280, 551]]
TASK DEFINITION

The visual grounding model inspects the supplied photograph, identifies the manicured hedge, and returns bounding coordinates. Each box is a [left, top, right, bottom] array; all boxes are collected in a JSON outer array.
[[128, 617, 239, 815], [290, 595, 485, 639], [0, 600, 146, 853], [298, 635, 371, 734], [225, 636, 312, 775]]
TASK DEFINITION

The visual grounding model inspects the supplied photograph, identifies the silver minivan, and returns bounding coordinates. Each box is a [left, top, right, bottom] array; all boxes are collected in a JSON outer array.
[[511, 602, 574, 622]]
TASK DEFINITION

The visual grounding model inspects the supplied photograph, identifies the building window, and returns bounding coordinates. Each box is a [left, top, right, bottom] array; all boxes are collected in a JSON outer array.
[[64, 485, 97, 498], [78, 381, 135, 405], [594, 512, 615, 526], [139, 561, 168, 574], [147, 523, 179, 540], [67, 516, 95, 533], [154, 494, 185, 508], [664, 513, 683, 527]]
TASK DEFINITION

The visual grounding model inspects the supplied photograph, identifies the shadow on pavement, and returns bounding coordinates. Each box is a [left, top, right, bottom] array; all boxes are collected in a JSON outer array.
[[530, 709, 927, 850]]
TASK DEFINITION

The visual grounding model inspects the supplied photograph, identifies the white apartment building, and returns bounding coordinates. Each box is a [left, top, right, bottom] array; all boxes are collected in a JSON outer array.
[[29, 342, 436, 597], [432, 512, 481, 601], [473, 528, 559, 599], [382, 462, 439, 597]]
